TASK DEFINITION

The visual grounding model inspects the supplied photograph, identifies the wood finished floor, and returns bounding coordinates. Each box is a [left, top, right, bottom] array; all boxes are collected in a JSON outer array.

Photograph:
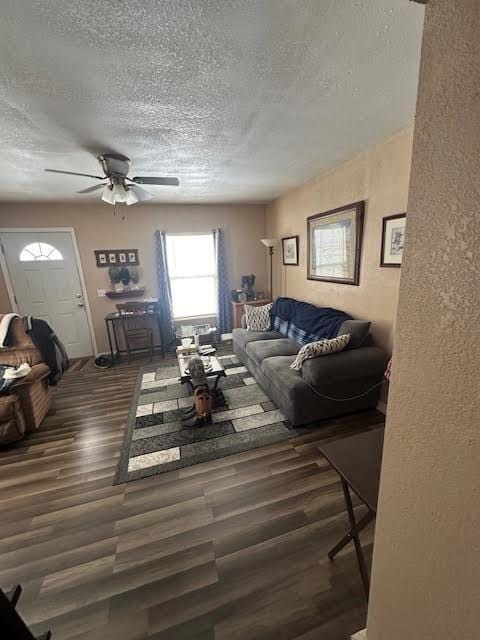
[[0, 352, 384, 640]]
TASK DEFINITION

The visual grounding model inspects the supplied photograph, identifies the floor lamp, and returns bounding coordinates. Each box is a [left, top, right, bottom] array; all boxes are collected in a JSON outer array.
[[261, 238, 278, 300]]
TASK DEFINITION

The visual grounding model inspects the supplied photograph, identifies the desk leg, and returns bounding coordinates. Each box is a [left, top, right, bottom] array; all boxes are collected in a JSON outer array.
[[105, 319, 115, 365], [340, 479, 371, 598]]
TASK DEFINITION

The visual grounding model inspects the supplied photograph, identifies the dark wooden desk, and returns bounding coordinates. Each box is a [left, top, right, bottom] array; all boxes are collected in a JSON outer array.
[[318, 427, 384, 598], [104, 309, 163, 363]]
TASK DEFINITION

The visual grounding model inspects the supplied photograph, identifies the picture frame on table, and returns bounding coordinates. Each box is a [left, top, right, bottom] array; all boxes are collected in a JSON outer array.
[[282, 235, 299, 265], [380, 213, 406, 267], [307, 201, 364, 285]]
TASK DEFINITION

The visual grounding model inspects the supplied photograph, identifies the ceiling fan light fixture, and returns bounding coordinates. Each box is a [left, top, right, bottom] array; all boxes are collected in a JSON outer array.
[[111, 183, 127, 203], [101, 184, 115, 204], [126, 185, 153, 205]]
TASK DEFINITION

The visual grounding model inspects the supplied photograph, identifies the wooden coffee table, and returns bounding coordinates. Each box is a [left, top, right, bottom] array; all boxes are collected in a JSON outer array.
[[318, 427, 384, 598]]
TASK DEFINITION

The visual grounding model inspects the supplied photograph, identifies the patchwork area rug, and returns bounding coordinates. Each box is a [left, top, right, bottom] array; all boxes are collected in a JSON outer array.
[[114, 352, 309, 483]]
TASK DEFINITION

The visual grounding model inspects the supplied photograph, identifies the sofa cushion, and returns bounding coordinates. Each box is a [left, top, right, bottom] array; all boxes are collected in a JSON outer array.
[[336, 319, 371, 349], [301, 346, 389, 387], [260, 355, 304, 388], [246, 338, 300, 366], [232, 328, 283, 352]]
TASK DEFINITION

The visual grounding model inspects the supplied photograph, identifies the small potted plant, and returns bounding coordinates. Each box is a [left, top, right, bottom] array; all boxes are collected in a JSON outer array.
[[108, 266, 123, 292]]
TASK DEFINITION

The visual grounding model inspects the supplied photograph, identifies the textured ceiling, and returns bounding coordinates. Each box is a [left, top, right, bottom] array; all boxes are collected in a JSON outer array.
[[0, 0, 424, 203]]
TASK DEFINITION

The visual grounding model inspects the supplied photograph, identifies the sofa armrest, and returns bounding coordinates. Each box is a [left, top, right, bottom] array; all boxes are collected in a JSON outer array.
[[301, 346, 389, 387], [9, 363, 51, 389]]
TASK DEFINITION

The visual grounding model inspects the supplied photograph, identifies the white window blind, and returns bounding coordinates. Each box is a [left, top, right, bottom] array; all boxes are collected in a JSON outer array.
[[166, 234, 217, 318]]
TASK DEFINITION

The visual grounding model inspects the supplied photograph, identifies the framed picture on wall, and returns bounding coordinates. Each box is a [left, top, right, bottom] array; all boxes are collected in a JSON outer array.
[[127, 250, 139, 265], [307, 201, 364, 285], [381, 213, 406, 267], [95, 251, 108, 266], [282, 235, 299, 265]]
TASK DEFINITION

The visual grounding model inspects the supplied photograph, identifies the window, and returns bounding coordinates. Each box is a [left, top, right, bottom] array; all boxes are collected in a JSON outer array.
[[166, 234, 217, 318], [20, 242, 63, 262]]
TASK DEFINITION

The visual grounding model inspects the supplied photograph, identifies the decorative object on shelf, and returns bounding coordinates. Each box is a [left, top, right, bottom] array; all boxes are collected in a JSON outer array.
[[307, 201, 364, 285], [231, 288, 244, 302], [107, 265, 144, 297], [282, 235, 299, 265], [108, 266, 123, 291], [261, 238, 278, 298], [95, 249, 139, 267], [380, 213, 406, 267], [241, 274, 256, 300], [118, 267, 131, 287]]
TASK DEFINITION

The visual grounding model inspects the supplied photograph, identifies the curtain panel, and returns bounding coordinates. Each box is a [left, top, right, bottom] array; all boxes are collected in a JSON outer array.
[[213, 228, 232, 335], [154, 230, 176, 348]]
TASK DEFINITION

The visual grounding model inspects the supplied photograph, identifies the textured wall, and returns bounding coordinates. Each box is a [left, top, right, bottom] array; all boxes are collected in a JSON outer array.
[[266, 127, 413, 352], [0, 203, 266, 353], [367, 2, 480, 639]]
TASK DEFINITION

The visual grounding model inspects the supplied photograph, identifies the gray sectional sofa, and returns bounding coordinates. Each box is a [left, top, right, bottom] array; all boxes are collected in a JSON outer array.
[[232, 299, 389, 426]]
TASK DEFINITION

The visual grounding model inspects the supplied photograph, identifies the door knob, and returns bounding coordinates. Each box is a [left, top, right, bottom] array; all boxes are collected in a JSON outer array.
[[77, 302, 84, 307], [75, 293, 82, 299]]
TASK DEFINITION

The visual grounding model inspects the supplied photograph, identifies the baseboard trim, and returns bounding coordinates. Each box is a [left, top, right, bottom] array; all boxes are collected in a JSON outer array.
[[376, 400, 387, 415]]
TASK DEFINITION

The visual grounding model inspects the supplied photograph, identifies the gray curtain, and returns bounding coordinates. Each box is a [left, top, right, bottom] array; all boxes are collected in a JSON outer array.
[[154, 230, 176, 348], [213, 228, 232, 334]]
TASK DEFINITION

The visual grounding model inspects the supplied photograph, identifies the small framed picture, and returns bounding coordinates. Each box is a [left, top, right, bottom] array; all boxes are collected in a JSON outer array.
[[127, 250, 139, 265], [282, 235, 299, 266], [119, 252, 127, 263], [95, 251, 109, 267], [108, 252, 117, 264], [381, 213, 406, 267]]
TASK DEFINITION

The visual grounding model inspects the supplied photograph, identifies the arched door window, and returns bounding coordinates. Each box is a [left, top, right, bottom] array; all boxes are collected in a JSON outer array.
[[19, 242, 63, 262]]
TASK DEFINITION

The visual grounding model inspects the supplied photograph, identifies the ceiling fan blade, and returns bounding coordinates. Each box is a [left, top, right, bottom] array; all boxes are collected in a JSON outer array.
[[130, 176, 179, 186], [77, 183, 107, 194], [45, 169, 105, 180]]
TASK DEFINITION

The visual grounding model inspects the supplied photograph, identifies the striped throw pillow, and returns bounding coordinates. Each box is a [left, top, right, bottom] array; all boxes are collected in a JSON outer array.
[[245, 303, 272, 331], [290, 334, 350, 371]]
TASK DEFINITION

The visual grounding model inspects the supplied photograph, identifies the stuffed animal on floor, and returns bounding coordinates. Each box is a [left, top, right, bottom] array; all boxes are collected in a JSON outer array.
[[182, 356, 213, 427]]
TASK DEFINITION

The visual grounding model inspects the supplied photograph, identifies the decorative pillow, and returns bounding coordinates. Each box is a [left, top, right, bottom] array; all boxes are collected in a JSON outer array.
[[245, 303, 272, 331], [289, 334, 350, 371]]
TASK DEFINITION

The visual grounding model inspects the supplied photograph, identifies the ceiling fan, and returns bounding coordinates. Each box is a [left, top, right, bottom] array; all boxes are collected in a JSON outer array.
[[45, 153, 179, 205]]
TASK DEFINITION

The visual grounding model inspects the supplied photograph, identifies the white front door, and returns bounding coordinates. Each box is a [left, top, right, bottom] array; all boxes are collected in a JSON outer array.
[[1, 231, 93, 358]]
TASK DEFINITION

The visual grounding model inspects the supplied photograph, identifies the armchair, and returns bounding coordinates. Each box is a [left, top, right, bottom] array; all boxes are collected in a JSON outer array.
[[0, 317, 52, 445]]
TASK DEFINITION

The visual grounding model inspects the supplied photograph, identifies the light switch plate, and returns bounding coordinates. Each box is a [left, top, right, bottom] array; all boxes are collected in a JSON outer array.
[[97, 289, 106, 297]]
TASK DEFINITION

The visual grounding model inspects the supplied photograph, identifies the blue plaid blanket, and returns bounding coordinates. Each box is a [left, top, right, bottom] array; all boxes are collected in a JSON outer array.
[[271, 297, 351, 346]]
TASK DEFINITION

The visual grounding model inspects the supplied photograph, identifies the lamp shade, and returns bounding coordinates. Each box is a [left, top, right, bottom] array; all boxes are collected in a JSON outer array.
[[101, 184, 115, 204], [126, 184, 153, 206], [111, 183, 127, 203], [261, 238, 278, 248]]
